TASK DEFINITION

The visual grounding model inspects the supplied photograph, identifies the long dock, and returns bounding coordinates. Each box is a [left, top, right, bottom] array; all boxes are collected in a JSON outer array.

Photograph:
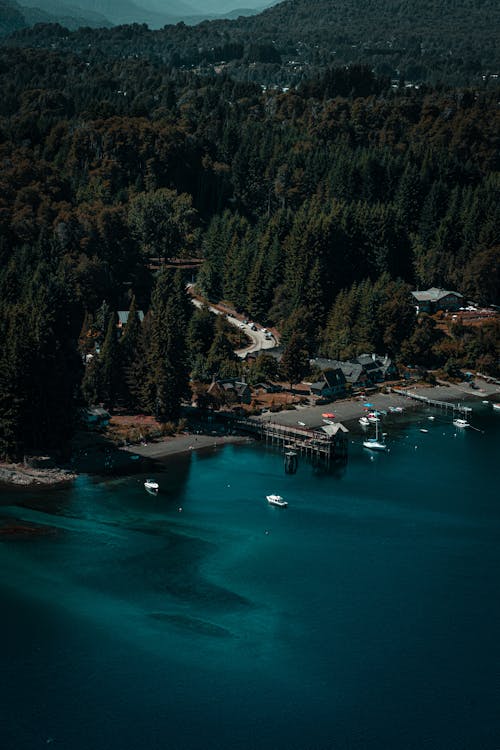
[[391, 388, 472, 416], [233, 417, 348, 467]]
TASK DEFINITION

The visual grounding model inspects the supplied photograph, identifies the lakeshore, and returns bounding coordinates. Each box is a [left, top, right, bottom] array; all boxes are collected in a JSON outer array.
[[118, 377, 500, 461], [1, 407, 499, 750], [1, 378, 497, 485]]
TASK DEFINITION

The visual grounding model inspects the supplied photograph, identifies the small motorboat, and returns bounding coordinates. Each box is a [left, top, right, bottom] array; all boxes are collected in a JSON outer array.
[[367, 412, 380, 423], [493, 403, 500, 411], [428, 416, 435, 421], [420, 428, 428, 433], [266, 494, 288, 507], [144, 479, 159, 494], [452, 418, 470, 429], [388, 406, 403, 413], [359, 416, 370, 427]]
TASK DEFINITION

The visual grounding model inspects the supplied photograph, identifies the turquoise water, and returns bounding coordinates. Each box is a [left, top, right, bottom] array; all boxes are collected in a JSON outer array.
[[1, 405, 499, 749]]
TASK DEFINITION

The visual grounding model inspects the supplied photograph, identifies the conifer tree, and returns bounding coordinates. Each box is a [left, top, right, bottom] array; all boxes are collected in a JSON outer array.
[[280, 332, 309, 392], [99, 313, 120, 409]]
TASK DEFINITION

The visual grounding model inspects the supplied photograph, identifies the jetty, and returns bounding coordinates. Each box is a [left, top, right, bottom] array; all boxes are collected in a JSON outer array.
[[233, 417, 349, 468], [391, 388, 472, 417]]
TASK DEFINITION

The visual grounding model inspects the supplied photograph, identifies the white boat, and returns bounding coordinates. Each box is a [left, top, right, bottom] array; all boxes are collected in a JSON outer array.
[[144, 479, 159, 494], [359, 416, 370, 427], [367, 412, 380, 423], [452, 418, 470, 429], [363, 419, 387, 451], [388, 406, 403, 413], [428, 416, 435, 421], [266, 494, 288, 507], [420, 428, 428, 433], [493, 403, 500, 411]]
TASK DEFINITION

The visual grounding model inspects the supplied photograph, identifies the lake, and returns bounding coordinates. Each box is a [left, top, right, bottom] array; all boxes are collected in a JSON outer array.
[[1, 404, 499, 749]]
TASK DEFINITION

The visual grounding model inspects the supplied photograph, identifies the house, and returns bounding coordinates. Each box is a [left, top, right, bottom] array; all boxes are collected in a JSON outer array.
[[254, 382, 282, 394], [411, 288, 463, 313], [207, 378, 252, 405], [311, 355, 396, 388], [350, 354, 397, 384], [309, 368, 346, 400], [81, 407, 110, 429], [117, 310, 145, 329]]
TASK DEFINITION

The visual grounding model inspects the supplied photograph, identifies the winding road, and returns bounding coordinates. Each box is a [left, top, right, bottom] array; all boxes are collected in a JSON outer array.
[[188, 287, 278, 359]]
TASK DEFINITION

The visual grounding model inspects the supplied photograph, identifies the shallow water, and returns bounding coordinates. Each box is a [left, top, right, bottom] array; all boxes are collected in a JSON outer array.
[[1, 404, 499, 749]]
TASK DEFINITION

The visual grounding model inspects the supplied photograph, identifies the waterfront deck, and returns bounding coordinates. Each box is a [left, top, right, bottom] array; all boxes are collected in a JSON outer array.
[[234, 417, 348, 467], [391, 387, 472, 417]]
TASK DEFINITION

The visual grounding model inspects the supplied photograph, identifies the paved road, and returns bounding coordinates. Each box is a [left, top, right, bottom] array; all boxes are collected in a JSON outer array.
[[190, 293, 277, 358]]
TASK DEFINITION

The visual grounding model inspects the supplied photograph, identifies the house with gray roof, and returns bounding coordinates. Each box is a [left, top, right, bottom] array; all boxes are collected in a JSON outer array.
[[117, 309, 145, 329], [411, 288, 463, 313], [311, 355, 395, 387], [207, 378, 252, 405], [310, 368, 346, 400]]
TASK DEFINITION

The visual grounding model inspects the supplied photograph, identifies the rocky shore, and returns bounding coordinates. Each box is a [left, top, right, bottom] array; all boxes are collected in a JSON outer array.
[[0, 463, 77, 487]]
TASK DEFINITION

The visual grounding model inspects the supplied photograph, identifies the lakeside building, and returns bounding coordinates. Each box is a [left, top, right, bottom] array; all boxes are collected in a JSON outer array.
[[208, 378, 252, 405], [309, 368, 346, 400], [411, 288, 463, 313], [311, 355, 396, 389], [117, 310, 145, 329]]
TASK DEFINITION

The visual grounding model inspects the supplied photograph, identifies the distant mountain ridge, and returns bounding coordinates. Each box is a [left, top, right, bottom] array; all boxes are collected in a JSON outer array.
[[2, 0, 499, 84], [0, 0, 112, 32], [0, 0, 278, 33]]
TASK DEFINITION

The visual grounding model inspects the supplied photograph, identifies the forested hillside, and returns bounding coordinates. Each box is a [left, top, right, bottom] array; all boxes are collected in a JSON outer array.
[[0, 47, 499, 457], [3, 0, 500, 85]]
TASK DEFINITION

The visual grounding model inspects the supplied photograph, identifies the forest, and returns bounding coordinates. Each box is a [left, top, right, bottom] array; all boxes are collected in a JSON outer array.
[[3, 0, 500, 86], [0, 44, 499, 458]]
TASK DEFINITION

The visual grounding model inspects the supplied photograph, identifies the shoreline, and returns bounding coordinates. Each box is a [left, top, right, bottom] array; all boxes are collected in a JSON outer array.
[[1, 380, 497, 484], [120, 433, 251, 460], [0, 463, 77, 488]]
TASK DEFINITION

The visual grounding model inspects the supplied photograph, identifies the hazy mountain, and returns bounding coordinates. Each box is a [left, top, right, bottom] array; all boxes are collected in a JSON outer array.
[[21, 0, 111, 26], [0, 0, 279, 35], [20, 0, 199, 27], [0, 1, 26, 36], [0, 0, 112, 33]]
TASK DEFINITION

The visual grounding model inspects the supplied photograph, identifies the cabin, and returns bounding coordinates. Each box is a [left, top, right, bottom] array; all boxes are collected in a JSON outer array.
[[352, 354, 397, 384], [311, 355, 396, 387], [309, 368, 346, 400], [411, 288, 463, 313], [254, 382, 282, 394], [81, 407, 110, 430], [117, 310, 145, 329], [207, 378, 252, 405]]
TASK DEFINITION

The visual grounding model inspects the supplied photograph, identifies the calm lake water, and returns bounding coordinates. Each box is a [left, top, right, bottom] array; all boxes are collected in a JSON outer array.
[[1, 404, 499, 750]]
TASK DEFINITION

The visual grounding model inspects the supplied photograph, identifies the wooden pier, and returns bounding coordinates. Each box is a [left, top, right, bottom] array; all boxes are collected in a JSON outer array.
[[234, 417, 348, 468], [391, 388, 472, 417]]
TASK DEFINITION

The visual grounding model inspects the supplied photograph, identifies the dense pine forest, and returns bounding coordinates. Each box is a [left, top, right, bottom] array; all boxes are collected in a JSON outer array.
[[0, 41, 499, 458]]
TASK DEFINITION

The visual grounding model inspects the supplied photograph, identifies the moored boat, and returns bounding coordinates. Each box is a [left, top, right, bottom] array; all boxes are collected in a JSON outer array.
[[363, 418, 387, 451], [266, 494, 288, 507], [359, 416, 370, 427], [493, 403, 500, 411], [452, 418, 470, 429], [144, 479, 159, 494]]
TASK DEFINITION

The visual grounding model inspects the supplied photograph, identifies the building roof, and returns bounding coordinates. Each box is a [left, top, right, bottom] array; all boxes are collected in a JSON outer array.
[[320, 422, 349, 437], [411, 287, 463, 303], [323, 368, 346, 387], [208, 379, 250, 396], [117, 310, 145, 325]]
